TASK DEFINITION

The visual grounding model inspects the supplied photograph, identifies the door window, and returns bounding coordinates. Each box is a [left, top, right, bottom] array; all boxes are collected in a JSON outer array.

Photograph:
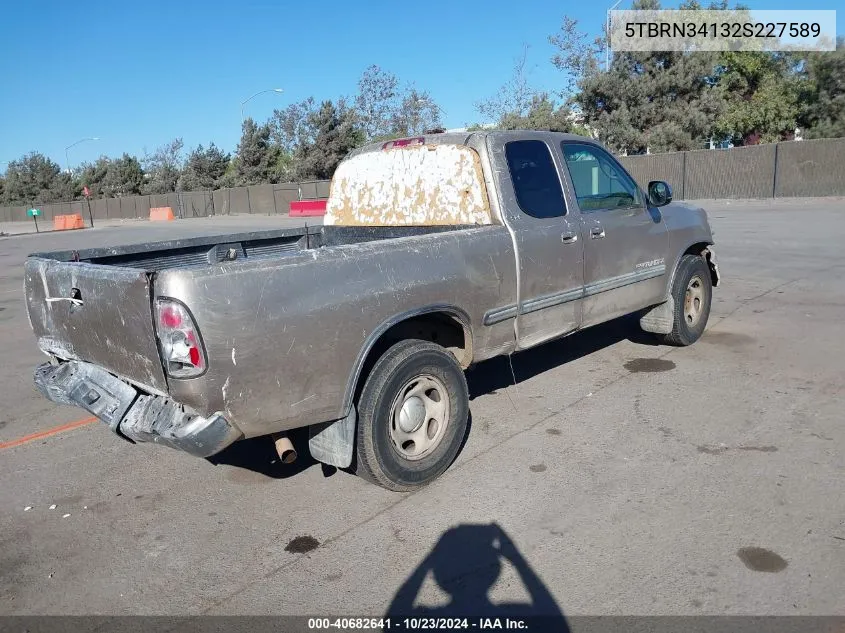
[[561, 143, 642, 212], [504, 140, 566, 219]]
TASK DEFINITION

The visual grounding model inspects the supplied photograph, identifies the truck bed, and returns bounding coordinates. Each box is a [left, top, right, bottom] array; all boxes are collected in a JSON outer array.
[[29, 225, 475, 270], [24, 222, 489, 397]]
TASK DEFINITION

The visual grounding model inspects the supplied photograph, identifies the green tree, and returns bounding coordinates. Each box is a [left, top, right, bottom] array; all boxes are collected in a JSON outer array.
[[800, 37, 845, 139], [233, 118, 283, 185], [712, 51, 803, 145], [103, 154, 144, 197], [142, 138, 184, 194], [353, 65, 445, 141], [179, 143, 231, 191], [498, 93, 586, 133], [551, 0, 725, 153], [391, 88, 443, 137], [2, 152, 69, 204], [575, 48, 723, 152], [78, 157, 111, 198], [295, 100, 363, 180], [354, 65, 402, 140], [271, 97, 319, 155]]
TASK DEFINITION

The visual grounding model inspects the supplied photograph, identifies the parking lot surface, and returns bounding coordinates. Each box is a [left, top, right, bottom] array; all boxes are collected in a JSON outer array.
[[0, 200, 843, 616]]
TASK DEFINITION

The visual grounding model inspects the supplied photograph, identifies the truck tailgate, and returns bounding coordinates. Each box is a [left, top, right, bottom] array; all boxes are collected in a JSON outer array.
[[24, 258, 168, 394]]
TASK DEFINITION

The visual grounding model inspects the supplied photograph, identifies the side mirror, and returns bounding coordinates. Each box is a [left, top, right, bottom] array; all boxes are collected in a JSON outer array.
[[647, 181, 673, 207]]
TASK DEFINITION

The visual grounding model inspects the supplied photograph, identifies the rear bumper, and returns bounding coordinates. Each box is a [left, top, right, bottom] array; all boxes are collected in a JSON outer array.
[[34, 361, 242, 458]]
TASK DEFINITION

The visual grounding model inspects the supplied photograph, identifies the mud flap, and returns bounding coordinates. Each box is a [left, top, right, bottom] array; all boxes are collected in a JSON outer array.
[[639, 296, 675, 335], [308, 405, 356, 469]]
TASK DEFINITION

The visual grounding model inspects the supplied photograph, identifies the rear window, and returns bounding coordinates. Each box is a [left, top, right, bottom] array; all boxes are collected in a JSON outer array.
[[504, 140, 566, 219], [325, 144, 492, 226]]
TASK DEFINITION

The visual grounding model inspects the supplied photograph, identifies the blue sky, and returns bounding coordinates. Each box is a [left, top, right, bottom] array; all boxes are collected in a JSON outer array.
[[0, 0, 841, 169]]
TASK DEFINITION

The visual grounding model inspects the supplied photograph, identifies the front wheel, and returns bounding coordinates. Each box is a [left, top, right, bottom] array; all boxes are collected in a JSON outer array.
[[658, 254, 712, 346], [355, 339, 469, 491]]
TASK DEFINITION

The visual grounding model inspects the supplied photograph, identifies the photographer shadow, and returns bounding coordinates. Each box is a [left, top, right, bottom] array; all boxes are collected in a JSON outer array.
[[386, 523, 569, 630]]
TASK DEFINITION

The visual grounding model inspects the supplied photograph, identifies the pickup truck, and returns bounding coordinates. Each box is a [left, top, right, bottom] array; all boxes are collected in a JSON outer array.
[[25, 131, 719, 491]]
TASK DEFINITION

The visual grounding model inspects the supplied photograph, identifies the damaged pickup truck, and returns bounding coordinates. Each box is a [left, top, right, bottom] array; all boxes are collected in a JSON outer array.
[[25, 131, 719, 491]]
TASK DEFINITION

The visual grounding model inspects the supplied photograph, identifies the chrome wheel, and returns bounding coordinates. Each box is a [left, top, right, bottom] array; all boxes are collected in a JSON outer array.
[[389, 374, 450, 461], [684, 275, 705, 327]]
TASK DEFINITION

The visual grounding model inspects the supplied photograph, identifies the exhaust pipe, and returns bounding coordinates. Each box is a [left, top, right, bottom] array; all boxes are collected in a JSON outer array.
[[273, 433, 297, 464]]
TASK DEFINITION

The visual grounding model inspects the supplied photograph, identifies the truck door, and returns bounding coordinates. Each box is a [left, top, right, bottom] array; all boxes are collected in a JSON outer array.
[[488, 135, 585, 349], [559, 141, 669, 327]]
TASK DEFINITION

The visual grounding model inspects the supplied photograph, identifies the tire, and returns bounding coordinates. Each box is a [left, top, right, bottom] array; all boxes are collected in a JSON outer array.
[[355, 339, 469, 491], [658, 254, 712, 346]]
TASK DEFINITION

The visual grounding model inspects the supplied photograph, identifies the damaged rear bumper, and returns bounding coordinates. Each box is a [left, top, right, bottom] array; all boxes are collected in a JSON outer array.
[[34, 361, 242, 458]]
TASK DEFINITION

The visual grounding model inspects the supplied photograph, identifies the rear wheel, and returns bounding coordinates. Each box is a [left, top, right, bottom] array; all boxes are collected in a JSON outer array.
[[658, 254, 712, 346], [355, 339, 469, 491]]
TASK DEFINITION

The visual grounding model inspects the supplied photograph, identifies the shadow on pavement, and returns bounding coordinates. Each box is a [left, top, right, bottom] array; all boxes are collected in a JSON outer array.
[[467, 313, 659, 399], [206, 428, 327, 480], [209, 314, 658, 481], [386, 523, 569, 628]]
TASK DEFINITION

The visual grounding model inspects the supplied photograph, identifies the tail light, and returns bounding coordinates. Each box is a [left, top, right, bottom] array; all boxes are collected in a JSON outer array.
[[155, 299, 206, 378], [382, 137, 424, 150]]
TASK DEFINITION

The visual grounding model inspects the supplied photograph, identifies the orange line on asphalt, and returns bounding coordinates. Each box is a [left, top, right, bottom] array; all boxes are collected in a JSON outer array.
[[0, 416, 98, 450]]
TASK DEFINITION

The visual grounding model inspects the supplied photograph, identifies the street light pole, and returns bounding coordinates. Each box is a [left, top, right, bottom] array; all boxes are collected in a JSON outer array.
[[606, 0, 624, 71], [65, 137, 100, 175], [240, 88, 284, 124]]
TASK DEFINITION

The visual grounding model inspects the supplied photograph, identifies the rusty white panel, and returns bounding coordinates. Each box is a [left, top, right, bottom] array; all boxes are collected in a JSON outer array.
[[325, 144, 493, 226]]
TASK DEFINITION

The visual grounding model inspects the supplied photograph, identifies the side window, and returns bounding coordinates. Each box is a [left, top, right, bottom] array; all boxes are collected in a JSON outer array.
[[561, 143, 642, 212], [504, 140, 566, 219]]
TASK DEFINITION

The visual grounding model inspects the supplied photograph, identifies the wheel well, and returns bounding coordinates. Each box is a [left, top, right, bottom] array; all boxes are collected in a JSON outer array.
[[684, 242, 719, 287], [352, 312, 471, 405]]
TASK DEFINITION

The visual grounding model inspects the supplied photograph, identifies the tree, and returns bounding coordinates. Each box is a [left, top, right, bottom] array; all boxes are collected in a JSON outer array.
[[499, 93, 585, 133], [271, 97, 319, 155], [178, 143, 231, 191], [2, 152, 68, 204], [78, 157, 111, 198], [549, 17, 604, 98], [391, 88, 443, 137], [354, 65, 402, 140], [800, 37, 845, 139], [475, 47, 537, 125], [576, 47, 724, 153], [142, 138, 184, 194], [103, 154, 144, 197], [712, 51, 803, 145], [353, 65, 445, 141], [232, 118, 283, 185], [552, 1, 725, 153], [295, 100, 363, 180]]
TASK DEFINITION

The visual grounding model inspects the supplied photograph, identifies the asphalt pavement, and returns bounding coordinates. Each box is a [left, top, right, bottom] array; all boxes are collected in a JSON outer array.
[[0, 201, 843, 618]]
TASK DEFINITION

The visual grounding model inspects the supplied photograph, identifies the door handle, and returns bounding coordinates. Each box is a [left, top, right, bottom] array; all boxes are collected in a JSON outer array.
[[561, 233, 578, 244], [590, 227, 606, 239]]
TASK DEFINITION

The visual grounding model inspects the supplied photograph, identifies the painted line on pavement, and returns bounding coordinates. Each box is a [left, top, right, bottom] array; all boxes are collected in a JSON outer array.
[[0, 416, 98, 451]]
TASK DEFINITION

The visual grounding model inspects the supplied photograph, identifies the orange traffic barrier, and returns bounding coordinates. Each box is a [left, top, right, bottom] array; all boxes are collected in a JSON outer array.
[[150, 207, 175, 221], [53, 214, 85, 230]]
